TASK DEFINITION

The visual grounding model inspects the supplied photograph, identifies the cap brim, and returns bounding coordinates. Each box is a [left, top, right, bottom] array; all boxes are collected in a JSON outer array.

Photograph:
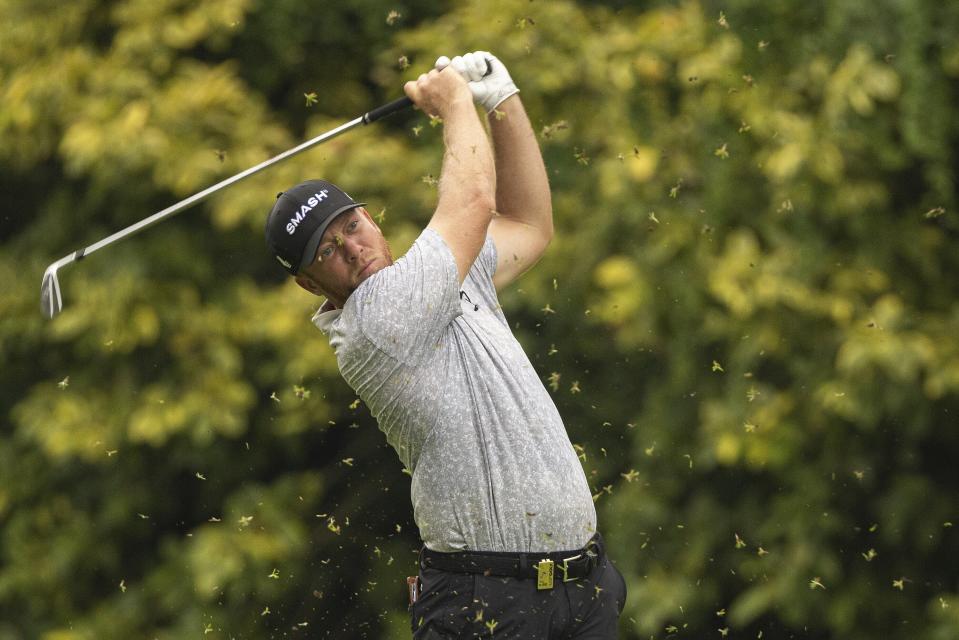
[[296, 203, 366, 273]]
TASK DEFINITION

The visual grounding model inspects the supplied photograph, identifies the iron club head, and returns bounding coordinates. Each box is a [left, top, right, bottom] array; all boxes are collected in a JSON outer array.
[[40, 263, 63, 319]]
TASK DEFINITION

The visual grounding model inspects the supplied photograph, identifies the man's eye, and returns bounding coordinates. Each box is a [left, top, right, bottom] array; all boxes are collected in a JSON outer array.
[[320, 247, 334, 259], [348, 220, 358, 231]]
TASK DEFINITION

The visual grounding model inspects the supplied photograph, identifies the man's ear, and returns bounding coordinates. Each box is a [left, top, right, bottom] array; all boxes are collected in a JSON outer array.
[[295, 273, 325, 297]]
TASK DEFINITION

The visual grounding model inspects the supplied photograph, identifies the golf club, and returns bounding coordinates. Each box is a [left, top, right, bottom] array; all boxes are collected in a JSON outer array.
[[40, 94, 415, 319]]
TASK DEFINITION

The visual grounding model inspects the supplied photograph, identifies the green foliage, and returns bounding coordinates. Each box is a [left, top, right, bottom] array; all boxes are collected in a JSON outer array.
[[2, 0, 957, 638]]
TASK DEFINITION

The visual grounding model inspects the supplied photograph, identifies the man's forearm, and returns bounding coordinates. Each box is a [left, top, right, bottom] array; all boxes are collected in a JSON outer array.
[[427, 94, 497, 282], [439, 99, 497, 218], [488, 96, 553, 236]]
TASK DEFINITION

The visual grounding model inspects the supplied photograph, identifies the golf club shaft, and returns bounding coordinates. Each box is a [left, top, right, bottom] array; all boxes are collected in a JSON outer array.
[[64, 97, 414, 262], [40, 62, 489, 318]]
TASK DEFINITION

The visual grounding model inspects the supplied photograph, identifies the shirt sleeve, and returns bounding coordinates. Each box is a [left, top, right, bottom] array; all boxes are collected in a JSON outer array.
[[351, 228, 462, 363]]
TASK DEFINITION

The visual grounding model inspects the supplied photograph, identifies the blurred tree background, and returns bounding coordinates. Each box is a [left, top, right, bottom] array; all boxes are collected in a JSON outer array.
[[1, 0, 957, 637]]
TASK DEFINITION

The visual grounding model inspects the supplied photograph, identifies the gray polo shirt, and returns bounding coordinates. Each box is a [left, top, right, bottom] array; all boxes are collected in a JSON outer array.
[[313, 229, 596, 552]]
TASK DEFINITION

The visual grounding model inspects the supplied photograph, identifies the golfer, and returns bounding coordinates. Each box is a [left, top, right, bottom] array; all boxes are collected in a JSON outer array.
[[265, 51, 626, 639]]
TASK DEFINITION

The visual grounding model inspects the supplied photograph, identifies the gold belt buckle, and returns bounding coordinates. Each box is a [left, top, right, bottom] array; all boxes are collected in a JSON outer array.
[[559, 553, 583, 583], [536, 559, 554, 590]]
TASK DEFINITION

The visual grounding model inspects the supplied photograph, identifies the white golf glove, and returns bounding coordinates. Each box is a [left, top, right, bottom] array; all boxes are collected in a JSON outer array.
[[435, 51, 519, 113]]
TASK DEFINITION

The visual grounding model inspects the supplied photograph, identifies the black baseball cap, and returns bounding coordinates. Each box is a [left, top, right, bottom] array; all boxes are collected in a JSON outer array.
[[265, 179, 365, 275]]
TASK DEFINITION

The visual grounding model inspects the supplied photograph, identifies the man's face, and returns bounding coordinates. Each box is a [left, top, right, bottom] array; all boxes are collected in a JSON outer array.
[[294, 207, 393, 307]]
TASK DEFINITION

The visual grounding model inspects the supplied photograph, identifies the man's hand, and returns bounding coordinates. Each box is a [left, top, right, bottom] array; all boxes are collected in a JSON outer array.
[[403, 66, 473, 119], [435, 51, 519, 113]]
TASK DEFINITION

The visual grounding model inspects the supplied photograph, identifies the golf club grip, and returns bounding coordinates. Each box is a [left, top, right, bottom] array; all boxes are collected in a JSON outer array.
[[363, 96, 414, 124], [363, 58, 494, 124]]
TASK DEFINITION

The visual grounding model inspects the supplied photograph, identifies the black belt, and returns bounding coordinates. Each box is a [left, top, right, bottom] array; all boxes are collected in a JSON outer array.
[[420, 533, 604, 589]]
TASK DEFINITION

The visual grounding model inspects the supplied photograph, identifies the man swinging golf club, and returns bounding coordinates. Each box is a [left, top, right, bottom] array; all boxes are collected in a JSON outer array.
[[265, 51, 626, 639]]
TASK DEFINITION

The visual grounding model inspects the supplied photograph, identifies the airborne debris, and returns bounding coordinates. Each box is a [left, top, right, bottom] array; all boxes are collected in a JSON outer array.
[[547, 372, 561, 391], [540, 121, 569, 139], [294, 385, 310, 400], [573, 443, 586, 462], [591, 485, 613, 502], [327, 516, 342, 535]]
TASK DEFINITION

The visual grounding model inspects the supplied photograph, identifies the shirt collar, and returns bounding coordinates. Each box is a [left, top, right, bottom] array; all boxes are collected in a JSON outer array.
[[312, 299, 341, 334]]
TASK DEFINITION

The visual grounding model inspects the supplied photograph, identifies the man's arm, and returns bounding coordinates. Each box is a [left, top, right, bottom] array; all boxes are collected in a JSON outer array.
[[437, 52, 553, 290], [404, 67, 497, 285], [486, 94, 553, 290]]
